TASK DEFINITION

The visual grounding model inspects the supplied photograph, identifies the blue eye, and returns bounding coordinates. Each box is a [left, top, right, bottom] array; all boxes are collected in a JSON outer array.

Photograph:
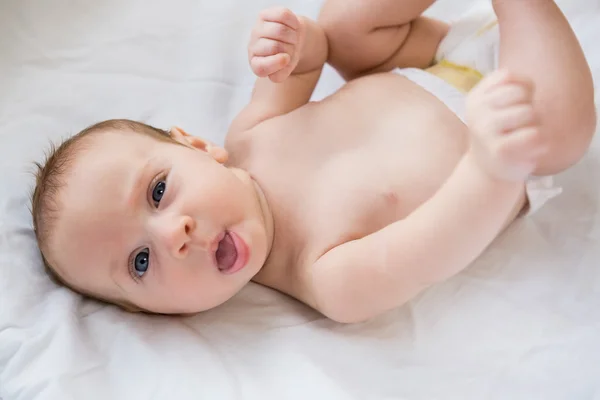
[[133, 248, 150, 277], [152, 180, 166, 206]]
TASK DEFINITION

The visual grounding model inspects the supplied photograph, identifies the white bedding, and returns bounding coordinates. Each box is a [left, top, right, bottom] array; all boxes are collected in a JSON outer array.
[[1, 0, 599, 399]]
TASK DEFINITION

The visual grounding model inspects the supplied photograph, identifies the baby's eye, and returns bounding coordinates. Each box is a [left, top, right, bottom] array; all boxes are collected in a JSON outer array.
[[151, 180, 166, 207], [133, 248, 150, 277]]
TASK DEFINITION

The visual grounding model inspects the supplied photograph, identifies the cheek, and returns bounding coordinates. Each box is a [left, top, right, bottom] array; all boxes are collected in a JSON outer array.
[[184, 166, 247, 217], [156, 264, 244, 310], [156, 258, 217, 290]]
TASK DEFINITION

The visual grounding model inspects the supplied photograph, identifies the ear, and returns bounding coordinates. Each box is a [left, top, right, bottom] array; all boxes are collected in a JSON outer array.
[[169, 126, 229, 164]]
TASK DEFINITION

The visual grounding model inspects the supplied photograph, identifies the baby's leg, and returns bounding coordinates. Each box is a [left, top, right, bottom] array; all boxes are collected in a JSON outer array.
[[492, 0, 596, 175], [318, 0, 449, 80]]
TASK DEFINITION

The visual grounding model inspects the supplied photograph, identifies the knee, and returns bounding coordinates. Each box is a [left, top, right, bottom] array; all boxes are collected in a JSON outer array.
[[318, 0, 366, 35], [537, 105, 597, 175], [318, 0, 360, 39], [318, 1, 372, 72], [564, 105, 597, 168], [318, 13, 351, 55]]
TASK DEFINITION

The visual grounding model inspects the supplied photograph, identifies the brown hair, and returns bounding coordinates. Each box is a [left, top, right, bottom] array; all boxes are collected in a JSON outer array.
[[31, 119, 174, 311]]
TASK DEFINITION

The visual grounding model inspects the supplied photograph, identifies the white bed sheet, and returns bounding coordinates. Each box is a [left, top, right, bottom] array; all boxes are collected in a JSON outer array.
[[1, 0, 599, 399]]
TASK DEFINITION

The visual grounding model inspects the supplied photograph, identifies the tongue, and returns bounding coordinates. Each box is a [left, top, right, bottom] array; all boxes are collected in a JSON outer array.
[[216, 233, 237, 271]]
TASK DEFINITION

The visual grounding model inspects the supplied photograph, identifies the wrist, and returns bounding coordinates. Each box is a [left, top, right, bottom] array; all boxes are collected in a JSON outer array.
[[293, 17, 328, 74], [461, 151, 525, 194], [464, 146, 531, 185]]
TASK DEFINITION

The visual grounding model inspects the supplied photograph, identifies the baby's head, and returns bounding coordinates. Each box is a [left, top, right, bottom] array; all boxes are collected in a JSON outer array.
[[31, 119, 272, 314]]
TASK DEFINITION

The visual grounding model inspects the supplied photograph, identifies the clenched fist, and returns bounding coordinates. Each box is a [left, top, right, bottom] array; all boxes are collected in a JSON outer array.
[[248, 7, 305, 83], [466, 70, 549, 181]]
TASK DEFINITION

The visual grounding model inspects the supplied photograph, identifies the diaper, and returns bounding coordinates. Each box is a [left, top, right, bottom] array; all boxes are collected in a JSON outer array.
[[434, 1, 500, 78], [393, 3, 562, 216]]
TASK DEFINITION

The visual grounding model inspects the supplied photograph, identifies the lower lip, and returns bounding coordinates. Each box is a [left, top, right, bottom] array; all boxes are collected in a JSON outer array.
[[221, 231, 250, 275]]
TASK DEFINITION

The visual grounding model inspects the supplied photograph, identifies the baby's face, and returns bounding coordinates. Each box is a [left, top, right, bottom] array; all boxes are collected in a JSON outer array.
[[50, 129, 272, 314]]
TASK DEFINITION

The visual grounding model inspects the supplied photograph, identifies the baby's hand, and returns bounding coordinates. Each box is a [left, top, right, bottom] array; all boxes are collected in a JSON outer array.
[[248, 7, 304, 83], [466, 70, 548, 182]]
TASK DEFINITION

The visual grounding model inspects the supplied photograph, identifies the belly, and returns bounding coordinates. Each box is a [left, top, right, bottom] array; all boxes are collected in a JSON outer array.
[[303, 73, 470, 253]]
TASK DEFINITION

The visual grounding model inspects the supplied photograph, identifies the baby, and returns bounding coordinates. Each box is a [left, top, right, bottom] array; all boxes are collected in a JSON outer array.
[[31, 0, 596, 323]]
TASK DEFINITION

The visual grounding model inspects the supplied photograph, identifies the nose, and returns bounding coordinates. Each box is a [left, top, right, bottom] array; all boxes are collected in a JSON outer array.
[[154, 214, 196, 259]]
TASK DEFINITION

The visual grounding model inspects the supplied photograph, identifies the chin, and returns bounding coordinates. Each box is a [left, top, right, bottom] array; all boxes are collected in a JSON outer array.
[[190, 283, 251, 313]]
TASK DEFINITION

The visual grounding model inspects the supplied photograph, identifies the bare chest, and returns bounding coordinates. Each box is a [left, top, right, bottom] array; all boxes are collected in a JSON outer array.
[[230, 73, 468, 292]]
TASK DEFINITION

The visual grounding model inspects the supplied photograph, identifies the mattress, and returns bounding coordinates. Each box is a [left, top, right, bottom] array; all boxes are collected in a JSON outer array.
[[1, 0, 599, 399]]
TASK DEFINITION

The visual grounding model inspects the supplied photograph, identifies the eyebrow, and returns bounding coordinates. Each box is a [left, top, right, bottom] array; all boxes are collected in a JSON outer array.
[[125, 158, 153, 211]]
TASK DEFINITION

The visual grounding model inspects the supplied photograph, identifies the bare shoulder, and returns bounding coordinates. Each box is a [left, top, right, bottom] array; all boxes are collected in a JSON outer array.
[[292, 260, 325, 312], [225, 99, 327, 163]]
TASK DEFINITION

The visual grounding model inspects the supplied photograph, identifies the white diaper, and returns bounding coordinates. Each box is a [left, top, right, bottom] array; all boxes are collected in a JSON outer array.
[[434, 1, 500, 76], [393, 3, 563, 215]]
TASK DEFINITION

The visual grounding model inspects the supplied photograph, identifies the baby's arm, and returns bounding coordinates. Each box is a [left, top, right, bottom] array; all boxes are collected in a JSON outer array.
[[308, 71, 546, 323], [228, 8, 328, 136]]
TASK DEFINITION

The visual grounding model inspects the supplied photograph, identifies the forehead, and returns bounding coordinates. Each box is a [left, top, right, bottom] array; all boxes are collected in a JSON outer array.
[[63, 130, 154, 209], [79, 129, 160, 162], [47, 130, 161, 286]]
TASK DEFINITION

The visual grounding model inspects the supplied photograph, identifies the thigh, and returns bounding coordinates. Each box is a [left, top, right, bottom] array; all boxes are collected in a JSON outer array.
[[492, 0, 596, 175], [319, 0, 436, 30], [319, 0, 447, 79]]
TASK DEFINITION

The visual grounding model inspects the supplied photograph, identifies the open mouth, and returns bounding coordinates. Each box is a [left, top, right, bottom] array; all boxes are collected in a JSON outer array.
[[215, 232, 238, 272]]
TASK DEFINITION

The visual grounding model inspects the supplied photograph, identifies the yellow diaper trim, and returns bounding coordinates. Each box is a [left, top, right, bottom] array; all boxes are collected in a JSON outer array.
[[425, 59, 484, 93], [477, 20, 499, 36]]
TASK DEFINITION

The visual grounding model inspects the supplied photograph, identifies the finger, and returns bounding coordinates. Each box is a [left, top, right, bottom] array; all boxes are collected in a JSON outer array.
[[502, 72, 535, 93], [259, 21, 297, 44], [259, 7, 300, 30], [251, 38, 294, 58], [500, 127, 549, 159], [250, 53, 291, 77], [487, 84, 533, 108], [269, 62, 295, 83], [474, 69, 512, 94], [495, 105, 538, 133], [269, 69, 291, 83]]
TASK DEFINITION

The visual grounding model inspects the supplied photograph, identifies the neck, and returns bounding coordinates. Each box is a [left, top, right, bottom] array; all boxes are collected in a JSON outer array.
[[250, 176, 275, 259]]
